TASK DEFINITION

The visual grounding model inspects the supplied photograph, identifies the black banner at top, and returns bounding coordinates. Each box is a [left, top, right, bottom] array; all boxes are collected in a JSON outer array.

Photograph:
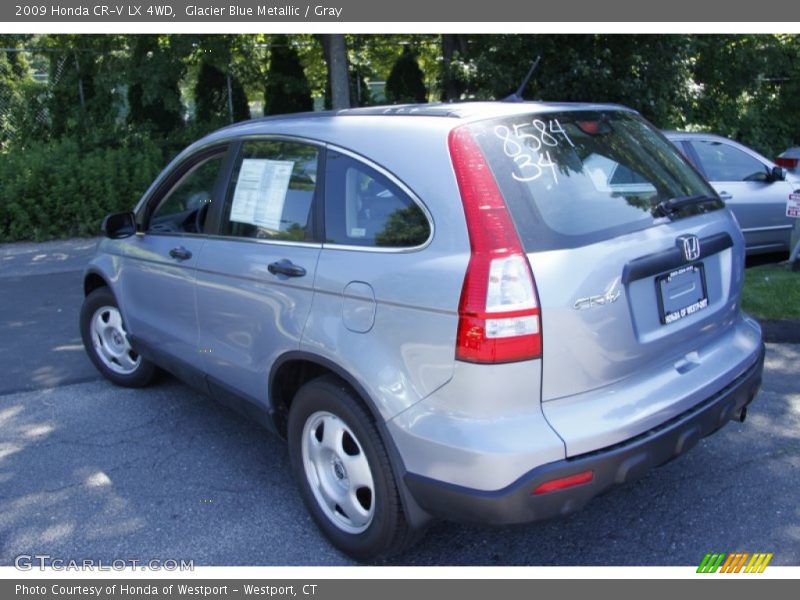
[[2, 0, 799, 22]]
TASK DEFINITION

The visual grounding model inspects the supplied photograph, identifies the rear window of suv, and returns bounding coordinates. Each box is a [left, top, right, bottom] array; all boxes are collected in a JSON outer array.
[[469, 110, 720, 251]]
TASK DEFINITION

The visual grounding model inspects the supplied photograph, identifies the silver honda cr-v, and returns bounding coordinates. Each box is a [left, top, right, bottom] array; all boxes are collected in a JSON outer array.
[[81, 102, 765, 560]]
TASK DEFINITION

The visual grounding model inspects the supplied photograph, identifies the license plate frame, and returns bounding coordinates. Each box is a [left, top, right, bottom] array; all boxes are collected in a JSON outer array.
[[656, 263, 709, 325]]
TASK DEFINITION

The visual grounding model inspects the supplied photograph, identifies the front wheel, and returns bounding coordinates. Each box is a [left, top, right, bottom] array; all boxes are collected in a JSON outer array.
[[287, 375, 418, 561], [80, 287, 156, 387]]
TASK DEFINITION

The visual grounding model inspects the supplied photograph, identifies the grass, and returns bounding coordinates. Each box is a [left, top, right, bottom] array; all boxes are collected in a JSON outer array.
[[742, 263, 800, 320]]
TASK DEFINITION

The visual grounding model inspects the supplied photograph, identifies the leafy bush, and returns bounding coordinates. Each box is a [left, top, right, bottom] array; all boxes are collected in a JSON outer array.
[[0, 137, 163, 242]]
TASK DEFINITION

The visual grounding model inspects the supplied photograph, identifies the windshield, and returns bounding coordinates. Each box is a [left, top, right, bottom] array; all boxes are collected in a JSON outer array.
[[470, 110, 721, 251]]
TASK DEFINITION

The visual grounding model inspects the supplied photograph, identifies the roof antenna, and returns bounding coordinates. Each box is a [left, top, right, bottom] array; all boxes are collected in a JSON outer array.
[[503, 56, 541, 103]]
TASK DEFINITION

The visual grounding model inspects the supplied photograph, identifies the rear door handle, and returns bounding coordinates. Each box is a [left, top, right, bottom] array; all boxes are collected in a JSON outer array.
[[169, 246, 192, 261], [718, 191, 733, 201], [268, 259, 307, 278]]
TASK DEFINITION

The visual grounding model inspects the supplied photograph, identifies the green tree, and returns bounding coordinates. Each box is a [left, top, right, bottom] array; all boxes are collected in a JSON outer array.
[[460, 35, 692, 128], [38, 35, 124, 140], [385, 47, 427, 104], [194, 60, 250, 125], [189, 35, 255, 127], [689, 34, 799, 157], [771, 35, 800, 153], [294, 34, 327, 103], [127, 35, 187, 136], [264, 35, 313, 115], [0, 44, 25, 149], [0, 38, 49, 148], [441, 34, 468, 101]]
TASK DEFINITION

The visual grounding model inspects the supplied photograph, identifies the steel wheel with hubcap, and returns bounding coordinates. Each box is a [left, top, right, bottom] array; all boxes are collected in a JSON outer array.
[[80, 287, 156, 387], [89, 305, 141, 375], [301, 411, 376, 534], [288, 375, 418, 560]]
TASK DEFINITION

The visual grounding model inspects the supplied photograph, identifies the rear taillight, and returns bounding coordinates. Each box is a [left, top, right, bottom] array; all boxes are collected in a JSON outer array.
[[775, 157, 798, 170], [448, 126, 542, 364]]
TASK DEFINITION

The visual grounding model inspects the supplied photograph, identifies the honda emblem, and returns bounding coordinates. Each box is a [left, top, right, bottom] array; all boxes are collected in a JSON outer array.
[[677, 235, 701, 262]]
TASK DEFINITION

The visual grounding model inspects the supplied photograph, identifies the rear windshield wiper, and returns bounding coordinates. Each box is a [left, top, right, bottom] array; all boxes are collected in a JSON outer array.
[[653, 194, 722, 218]]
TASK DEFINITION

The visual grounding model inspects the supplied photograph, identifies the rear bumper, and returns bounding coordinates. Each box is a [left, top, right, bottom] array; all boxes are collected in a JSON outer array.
[[403, 342, 764, 525]]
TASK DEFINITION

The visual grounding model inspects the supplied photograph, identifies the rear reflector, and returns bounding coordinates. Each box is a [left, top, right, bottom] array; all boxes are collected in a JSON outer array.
[[532, 471, 594, 495], [449, 125, 542, 364]]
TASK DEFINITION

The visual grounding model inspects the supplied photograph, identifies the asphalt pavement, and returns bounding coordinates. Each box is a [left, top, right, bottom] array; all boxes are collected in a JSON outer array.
[[0, 238, 101, 394], [0, 238, 798, 566]]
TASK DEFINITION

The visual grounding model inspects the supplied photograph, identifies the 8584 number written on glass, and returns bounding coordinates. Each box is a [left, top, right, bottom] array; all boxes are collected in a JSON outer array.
[[494, 119, 575, 184]]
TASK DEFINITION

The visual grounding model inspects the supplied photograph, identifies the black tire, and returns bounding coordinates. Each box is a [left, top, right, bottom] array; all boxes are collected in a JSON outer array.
[[288, 375, 419, 561], [80, 287, 157, 388]]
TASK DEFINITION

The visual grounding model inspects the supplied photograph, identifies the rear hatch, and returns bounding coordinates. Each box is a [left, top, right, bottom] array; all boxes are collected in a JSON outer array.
[[467, 109, 746, 451]]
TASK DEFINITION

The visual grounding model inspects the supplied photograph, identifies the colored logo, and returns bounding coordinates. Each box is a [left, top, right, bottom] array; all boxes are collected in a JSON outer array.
[[697, 552, 773, 573]]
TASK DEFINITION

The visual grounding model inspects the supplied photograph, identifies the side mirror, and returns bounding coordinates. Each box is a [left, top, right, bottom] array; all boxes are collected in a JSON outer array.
[[102, 212, 136, 239], [769, 166, 786, 182]]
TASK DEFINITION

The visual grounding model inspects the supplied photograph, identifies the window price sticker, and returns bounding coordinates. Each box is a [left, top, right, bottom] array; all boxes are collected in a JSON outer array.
[[787, 192, 800, 218]]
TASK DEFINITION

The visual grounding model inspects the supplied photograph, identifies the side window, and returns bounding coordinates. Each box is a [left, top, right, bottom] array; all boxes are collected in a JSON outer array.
[[148, 153, 226, 234], [220, 140, 319, 242], [690, 140, 767, 182], [324, 152, 431, 248]]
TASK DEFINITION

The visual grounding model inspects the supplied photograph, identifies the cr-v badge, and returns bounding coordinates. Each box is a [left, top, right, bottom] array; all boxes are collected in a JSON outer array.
[[574, 278, 622, 310]]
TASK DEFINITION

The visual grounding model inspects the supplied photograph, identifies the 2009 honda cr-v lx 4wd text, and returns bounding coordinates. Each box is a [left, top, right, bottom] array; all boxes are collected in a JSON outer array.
[[81, 102, 765, 560]]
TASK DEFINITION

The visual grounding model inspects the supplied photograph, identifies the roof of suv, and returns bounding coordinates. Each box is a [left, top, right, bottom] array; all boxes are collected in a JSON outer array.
[[333, 101, 631, 119], [215, 101, 636, 136], [176, 101, 640, 182]]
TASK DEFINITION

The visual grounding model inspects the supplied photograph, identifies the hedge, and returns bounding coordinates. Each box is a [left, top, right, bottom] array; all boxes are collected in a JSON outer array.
[[0, 137, 164, 242]]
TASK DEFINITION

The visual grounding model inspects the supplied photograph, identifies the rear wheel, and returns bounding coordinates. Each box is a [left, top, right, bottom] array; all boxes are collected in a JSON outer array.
[[287, 375, 418, 560], [80, 287, 156, 387]]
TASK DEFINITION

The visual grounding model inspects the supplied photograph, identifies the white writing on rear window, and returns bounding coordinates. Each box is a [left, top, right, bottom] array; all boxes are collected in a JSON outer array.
[[493, 119, 575, 184]]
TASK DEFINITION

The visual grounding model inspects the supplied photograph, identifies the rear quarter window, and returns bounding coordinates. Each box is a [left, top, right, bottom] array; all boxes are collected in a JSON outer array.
[[324, 151, 431, 248]]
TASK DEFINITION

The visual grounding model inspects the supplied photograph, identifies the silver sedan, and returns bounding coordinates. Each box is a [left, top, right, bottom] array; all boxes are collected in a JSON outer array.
[[666, 131, 796, 255]]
